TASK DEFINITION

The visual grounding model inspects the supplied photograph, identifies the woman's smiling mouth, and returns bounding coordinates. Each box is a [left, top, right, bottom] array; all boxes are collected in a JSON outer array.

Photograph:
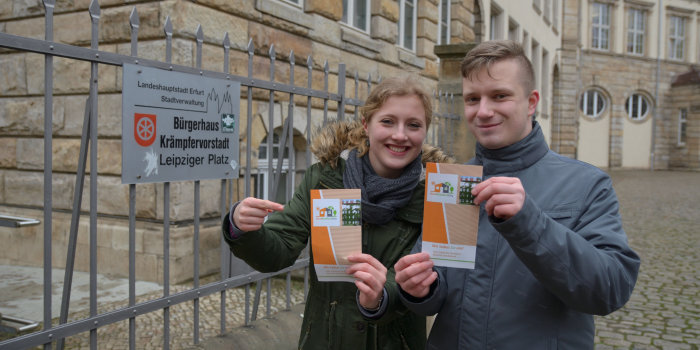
[[387, 145, 408, 153]]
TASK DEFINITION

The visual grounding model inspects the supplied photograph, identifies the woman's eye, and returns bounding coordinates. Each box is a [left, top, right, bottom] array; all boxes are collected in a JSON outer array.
[[380, 119, 393, 125]]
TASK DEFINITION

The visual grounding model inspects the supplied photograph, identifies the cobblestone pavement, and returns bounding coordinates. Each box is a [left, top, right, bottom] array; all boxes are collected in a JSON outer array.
[[3, 170, 698, 349], [594, 170, 700, 350]]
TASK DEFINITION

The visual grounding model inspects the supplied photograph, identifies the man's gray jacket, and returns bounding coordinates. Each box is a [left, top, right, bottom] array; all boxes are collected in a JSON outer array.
[[400, 122, 640, 349]]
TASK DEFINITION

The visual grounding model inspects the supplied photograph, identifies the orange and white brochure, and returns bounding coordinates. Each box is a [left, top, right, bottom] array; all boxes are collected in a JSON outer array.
[[422, 163, 483, 269], [310, 189, 362, 282]]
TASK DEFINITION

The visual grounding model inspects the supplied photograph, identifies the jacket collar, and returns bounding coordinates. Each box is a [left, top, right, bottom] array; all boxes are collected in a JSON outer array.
[[475, 121, 549, 176], [318, 158, 424, 224]]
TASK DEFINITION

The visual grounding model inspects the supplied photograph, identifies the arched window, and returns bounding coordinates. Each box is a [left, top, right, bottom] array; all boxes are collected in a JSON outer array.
[[625, 93, 651, 121], [579, 89, 606, 118], [256, 130, 292, 203]]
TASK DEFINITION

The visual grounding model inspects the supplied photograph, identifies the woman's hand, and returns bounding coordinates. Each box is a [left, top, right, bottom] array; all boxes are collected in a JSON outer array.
[[233, 197, 284, 232], [346, 254, 387, 310]]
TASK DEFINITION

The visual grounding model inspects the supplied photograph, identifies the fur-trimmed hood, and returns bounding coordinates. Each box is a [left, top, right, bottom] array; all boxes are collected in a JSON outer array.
[[309, 120, 454, 168]]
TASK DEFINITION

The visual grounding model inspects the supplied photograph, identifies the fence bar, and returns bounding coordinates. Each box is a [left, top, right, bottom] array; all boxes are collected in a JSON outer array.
[[354, 71, 359, 119], [191, 24, 204, 345], [220, 31, 232, 335], [337, 64, 346, 120], [267, 45, 276, 201], [41, 2, 55, 349], [286, 272, 291, 310], [306, 56, 312, 169], [251, 280, 263, 322], [287, 51, 295, 202], [128, 7, 139, 350], [0, 32, 350, 104], [88, 2, 101, 348], [57, 98, 91, 350], [162, 16, 173, 350], [323, 61, 329, 125], [244, 284, 251, 326], [245, 39, 254, 198], [266, 278, 272, 317]]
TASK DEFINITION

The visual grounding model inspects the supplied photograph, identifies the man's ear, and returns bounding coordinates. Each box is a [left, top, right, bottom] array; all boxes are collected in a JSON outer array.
[[528, 90, 540, 117]]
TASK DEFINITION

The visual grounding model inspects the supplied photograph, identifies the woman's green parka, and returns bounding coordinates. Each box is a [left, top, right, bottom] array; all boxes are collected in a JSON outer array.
[[222, 121, 450, 350]]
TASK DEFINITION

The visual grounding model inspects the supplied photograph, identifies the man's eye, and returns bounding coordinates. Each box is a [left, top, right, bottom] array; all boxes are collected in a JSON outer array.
[[466, 97, 479, 104], [495, 94, 507, 100]]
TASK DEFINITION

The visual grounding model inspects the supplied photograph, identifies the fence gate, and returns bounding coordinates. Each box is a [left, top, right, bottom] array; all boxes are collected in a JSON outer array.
[[0, 1, 457, 348]]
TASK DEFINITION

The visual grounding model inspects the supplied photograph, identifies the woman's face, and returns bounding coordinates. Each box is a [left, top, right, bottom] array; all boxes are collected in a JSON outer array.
[[363, 94, 427, 179]]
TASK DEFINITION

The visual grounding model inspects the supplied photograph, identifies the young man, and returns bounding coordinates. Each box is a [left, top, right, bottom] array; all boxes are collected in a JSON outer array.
[[394, 40, 640, 348]]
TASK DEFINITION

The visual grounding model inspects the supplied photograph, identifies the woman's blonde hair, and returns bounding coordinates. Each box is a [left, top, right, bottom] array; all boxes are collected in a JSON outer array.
[[351, 77, 432, 157]]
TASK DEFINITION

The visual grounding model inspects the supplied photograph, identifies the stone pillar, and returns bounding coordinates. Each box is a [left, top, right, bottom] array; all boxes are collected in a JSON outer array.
[[434, 43, 477, 163], [553, 0, 582, 159]]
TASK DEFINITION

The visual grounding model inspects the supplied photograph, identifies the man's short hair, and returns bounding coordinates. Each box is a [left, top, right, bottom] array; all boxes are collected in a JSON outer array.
[[460, 40, 536, 93]]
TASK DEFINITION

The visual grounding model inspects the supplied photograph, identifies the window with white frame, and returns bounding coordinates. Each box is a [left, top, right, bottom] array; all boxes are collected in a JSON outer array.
[[627, 8, 645, 55], [591, 2, 610, 51], [552, 0, 559, 31], [579, 89, 606, 118], [490, 4, 504, 40], [258, 131, 292, 203], [678, 108, 687, 145], [342, 0, 370, 32], [398, 0, 417, 50], [508, 19, 519, 41], [279, 0, 303, 8], [625, 93, 651, 121], [438, 0, 451, 44], [533, 0, 541, 12], [669, 15, 686, 60]]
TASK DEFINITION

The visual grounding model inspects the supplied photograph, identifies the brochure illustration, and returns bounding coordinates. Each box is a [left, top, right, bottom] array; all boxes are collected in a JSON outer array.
[[422, 163, 483, 269], [310, 189, 362, 282]]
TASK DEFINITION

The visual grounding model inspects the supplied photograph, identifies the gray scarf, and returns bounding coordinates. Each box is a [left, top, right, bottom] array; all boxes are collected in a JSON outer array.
[[343, 149, 422, 225]]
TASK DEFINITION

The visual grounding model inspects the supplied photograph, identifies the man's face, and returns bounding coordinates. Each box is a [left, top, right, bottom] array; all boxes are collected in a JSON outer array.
[[462, 58, 539, 150]]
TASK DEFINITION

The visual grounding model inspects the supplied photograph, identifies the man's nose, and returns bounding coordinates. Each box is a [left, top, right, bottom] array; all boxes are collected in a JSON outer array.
[[476, 99, 494, 118]]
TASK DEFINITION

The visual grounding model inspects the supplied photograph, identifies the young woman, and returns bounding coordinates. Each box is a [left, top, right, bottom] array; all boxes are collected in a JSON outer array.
[[222, 77, 451, 349]]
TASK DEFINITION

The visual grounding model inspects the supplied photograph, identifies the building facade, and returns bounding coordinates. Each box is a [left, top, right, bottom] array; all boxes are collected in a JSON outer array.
[[555, 0, 700, 169]]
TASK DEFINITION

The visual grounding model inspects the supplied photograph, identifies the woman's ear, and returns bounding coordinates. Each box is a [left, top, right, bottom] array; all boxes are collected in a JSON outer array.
[[362, 118, 368, 133]]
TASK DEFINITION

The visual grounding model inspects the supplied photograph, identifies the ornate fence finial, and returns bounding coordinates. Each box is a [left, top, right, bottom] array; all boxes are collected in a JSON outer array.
[[223, 32, 230, 49], [247, 38, 254, 55], [88, 0, 100, 20], [129, 7, 139, 30], [164, 16, 173, 37]]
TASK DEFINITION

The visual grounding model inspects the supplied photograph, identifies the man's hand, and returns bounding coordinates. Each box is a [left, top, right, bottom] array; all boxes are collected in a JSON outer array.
[[346, 254, 387, 309], [472, 176, 526, 220], [394, 253, 437, 298], [233, 197, 284, 232]]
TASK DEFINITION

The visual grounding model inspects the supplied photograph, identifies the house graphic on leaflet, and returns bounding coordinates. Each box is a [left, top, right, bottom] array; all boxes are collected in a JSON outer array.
[[319, 206, 336, 218], [433, 182, 453, 194]]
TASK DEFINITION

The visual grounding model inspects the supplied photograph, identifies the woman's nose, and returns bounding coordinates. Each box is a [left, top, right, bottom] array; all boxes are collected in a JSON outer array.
[[392, 126, 408, 141]]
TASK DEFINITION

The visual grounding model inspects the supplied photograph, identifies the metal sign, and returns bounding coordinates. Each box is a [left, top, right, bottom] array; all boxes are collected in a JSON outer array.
[[121, 64, 240, 184]]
